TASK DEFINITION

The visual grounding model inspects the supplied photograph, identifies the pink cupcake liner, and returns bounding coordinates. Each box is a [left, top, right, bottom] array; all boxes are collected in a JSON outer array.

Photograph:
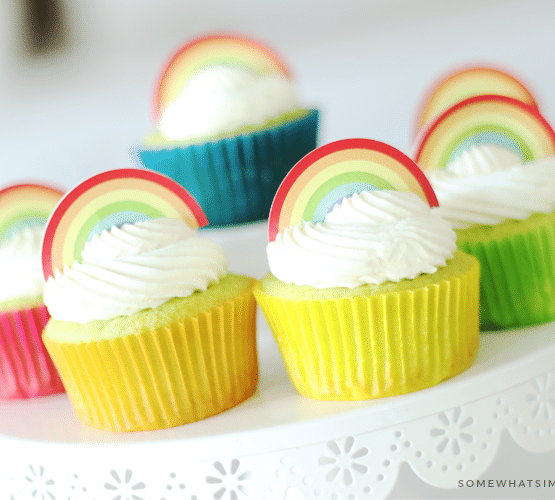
[[0, 305, 64, 400]]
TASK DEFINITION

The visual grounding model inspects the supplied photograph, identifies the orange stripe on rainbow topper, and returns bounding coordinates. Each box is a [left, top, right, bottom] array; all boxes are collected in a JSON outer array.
[[41, 168, 208, 280], [0, 183, 64, 245], [153, 33, 290, 122], [268, 138, 438, 242], [413, 65, 538, 138]]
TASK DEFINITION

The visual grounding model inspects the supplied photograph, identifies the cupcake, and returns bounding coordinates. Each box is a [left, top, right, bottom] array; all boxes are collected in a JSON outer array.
[[137, 33, 319, 227], [414, 95, 555, 330], [0, 183, 65, 400], [41, 169, 258, 432], [254, 139, 480, 400], [426, 145, 555, 330]]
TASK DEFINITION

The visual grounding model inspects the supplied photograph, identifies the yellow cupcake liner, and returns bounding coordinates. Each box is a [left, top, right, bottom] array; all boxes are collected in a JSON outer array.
[[43, 287, 258, 432], [254, 260, 480, 400]]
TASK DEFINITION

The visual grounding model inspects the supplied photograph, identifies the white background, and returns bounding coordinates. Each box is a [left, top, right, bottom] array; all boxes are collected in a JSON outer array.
[[1, 1, 555, 498], [2, 0, 555, 189]]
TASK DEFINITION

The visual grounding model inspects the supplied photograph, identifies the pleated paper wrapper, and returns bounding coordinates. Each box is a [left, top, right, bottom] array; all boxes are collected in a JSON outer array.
[[137, 109, 319, 227], [254, 258, 480, 401], [457, 211, 555, 330], [43, 287, 258, 432], [0, 305, 65, 400]]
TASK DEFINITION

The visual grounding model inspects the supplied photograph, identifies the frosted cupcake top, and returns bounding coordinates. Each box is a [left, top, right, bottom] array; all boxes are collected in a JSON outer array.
[[0, 225, 45, 302], [428, 144, 555, 229], [44, 218, 227, 323], [267, 191, 456, 288], [157, 66, 300, 141]]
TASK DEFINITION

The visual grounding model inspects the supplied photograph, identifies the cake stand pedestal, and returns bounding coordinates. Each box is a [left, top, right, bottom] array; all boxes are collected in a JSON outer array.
[[1, 316, 555, 500]]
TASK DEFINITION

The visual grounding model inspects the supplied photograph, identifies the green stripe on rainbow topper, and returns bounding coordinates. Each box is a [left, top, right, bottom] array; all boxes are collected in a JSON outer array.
[[42, 168, 209, 280], [0, 183, 64, 245], [414, 95, 555, 171], [153, 33, 290, 121], [268, 139, 438, 242], [413, 65, 538, 138]]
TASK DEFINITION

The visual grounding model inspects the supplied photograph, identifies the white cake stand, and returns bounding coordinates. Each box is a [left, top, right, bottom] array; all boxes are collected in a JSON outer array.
[[2, 222, 555, 500]]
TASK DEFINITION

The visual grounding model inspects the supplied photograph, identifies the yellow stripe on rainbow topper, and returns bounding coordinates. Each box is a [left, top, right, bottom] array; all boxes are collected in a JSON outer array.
[[42, 168, 208, 280], [268, 139, 438, 242], [414, 95, 555, 171], [0, 183, 64, 245], [413, 65, 538, 138], [153, 33, 290, 121]]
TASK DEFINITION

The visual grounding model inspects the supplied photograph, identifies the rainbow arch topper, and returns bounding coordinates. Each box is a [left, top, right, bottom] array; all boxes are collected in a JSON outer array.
[[268, 138, 439, 242], [153, 33, 290, 121], [413, 65, 538, 138], [42, 168, 209, 280], [0, 183, 64, 245], [414, 94, 555, 171]]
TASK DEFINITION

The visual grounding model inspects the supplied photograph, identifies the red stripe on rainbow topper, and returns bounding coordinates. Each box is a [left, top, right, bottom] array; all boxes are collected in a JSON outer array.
[[414, 94, 555, 172], [413, 65, 539, 138], [153, 33, 290, 122], [0, 183, 64, 245], [42, 168, 209, 280], [268, 138, 438, 242]]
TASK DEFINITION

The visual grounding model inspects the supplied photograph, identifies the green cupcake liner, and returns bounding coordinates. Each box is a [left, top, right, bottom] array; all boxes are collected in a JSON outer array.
[[456, 210, 555, 330], [137, 109, 319, 227]]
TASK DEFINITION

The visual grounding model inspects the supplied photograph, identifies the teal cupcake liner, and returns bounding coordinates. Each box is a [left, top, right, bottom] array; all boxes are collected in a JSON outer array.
[[456, 212, 555, 330], [137, 109, 319, 227]]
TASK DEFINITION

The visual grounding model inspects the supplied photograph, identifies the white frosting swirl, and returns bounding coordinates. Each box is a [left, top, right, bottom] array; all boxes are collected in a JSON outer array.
[[267, 191, 456, 288], [442, 144, 521, 176], [44, 218, 228, 323], [428, 145, 555, 229], [0, 225, 45, 302], [158, 66, 300, 141]]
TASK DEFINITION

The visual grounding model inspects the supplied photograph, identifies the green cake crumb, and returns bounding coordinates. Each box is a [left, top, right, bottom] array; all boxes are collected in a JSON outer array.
[[44, 274, 254, 344], [143, 109, 310, 147], [455, 210, 555, 244], [259, 250, 475, 300], [0, 295, 44, 313]]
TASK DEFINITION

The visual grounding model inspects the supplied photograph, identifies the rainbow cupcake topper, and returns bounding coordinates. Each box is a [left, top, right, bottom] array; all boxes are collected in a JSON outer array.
[[153, 33, 290, 121], [414, 95, 555, 171], [268, 138, 438, 241], [413, 65, 538, 137], [42, 168, 209, 280], [0, 183, 64, 245]]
